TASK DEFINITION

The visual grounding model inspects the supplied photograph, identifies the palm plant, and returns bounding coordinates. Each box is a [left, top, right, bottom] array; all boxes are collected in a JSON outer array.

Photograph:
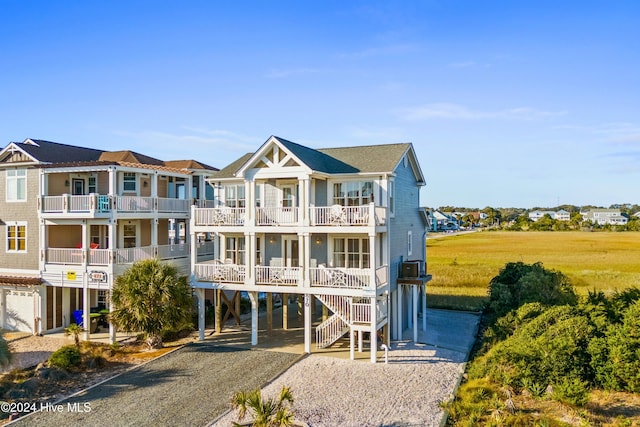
[[109, 258, 193, 349], [64, 323, 84, 348], [231, 386, 296, 427]]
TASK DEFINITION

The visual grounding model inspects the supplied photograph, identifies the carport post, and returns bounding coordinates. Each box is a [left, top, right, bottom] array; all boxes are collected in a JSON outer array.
[[197, 288, 205, 341], [304, 294, 311, 353], [249, 291, 258, 346], [413, 285, 418, 343], [422, 283, 427, 333], [83, 278, 89, 341]]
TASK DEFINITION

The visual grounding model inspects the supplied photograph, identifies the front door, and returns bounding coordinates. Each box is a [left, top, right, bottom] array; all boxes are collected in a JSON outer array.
[[72, 179, 85, 195], [282, 236, 299, 267]]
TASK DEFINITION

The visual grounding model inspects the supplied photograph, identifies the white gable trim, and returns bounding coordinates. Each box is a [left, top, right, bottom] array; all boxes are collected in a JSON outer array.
[[392, 145, 426, 186], [235, 136, 313, 178], [0, 142, 40, 164]]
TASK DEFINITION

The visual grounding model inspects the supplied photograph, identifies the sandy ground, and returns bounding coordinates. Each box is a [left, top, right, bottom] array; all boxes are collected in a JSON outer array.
[[213, 341, 467, 427], [2, 333, 72, 372]]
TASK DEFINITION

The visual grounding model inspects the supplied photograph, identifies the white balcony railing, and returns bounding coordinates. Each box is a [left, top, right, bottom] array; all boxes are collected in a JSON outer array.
[[351, 302, 371, 323], [194, 263, 246, 283], [87, 249, 110, 265], [309, 267, 373, 289], [194, 208, 246, 226], [255, 266, 301, 286], [115, 196, 154, 213], [157, 197, 190, 213], [115, 246, 155, 264], [40, 194, 111, 214], [196, 241, 215, 257], [256, 207, 299, 225], [46, 248, 84, 264], [157, 243, 189, 260], [311, 205, 373, 226]]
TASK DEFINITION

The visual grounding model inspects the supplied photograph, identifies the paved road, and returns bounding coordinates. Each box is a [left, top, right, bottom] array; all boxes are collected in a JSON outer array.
[[13, 344, 300, 427]]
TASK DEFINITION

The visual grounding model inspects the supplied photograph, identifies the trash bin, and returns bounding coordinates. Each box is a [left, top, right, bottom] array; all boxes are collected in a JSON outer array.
[[73, 310, 84, 326]]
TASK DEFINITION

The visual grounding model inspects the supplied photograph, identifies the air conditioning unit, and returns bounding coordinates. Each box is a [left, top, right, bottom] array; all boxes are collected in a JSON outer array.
[[402, 261, 420, 278]]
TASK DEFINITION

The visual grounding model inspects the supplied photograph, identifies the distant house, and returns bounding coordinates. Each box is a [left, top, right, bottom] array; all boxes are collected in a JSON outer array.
[[428, 210, 460, 231], [528, 209, 570, 222], [581, 208, 628, 225]]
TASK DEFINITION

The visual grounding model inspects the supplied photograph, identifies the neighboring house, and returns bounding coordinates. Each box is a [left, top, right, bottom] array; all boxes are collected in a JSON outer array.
[[190, 136, 430, 363], [581, 208, 628, 225], [528, 209, 570, 222], [0, 138, 217, 335], [633, 212, 640, 218], [428, 210, 460, 231]]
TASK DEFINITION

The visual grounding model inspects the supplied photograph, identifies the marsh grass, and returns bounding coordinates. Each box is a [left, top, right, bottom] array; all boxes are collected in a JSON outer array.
[[427, 231, 640, 311]]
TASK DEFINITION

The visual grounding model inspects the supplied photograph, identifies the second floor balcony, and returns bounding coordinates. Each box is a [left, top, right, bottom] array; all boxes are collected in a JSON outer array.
[[193, 261, 388, 291], [39, 194, 192, 217], [43, 243, 190, 267], [193, 204, 387, 227]]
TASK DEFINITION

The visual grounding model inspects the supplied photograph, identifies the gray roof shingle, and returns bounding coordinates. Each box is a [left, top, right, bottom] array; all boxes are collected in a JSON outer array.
[[17, 139, 104, 163]]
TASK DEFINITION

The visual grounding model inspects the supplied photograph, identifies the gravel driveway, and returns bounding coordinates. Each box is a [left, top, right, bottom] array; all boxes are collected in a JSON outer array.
[[11, 344, 300, 427]]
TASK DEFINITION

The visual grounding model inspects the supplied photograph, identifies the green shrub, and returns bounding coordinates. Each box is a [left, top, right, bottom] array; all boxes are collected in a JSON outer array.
[[487, 262, 577, 320], [552, 377, 590, 407], [603, 301, 640, 392], [48, 345, 81, 370]]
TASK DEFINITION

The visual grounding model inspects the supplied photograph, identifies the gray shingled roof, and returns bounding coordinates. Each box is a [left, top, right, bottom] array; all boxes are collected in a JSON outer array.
[[17, 139, 104, 163], [212, 136, 413, 179]]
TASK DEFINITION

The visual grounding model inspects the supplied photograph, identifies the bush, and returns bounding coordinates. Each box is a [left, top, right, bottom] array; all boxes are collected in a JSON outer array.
[[48, 345, 81, 370], [487, 262, 577, 319], [552, 377, 590, 407]]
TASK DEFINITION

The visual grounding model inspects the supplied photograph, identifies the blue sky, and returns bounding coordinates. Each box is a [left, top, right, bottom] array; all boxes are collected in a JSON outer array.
[[1, 1, 639, 209]]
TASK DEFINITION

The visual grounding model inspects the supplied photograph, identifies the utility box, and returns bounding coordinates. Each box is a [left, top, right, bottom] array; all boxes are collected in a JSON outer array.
[[402, 261, 420, 278]]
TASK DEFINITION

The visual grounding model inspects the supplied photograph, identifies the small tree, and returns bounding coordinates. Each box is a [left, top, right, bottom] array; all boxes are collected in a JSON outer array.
[[110, 258, 193, 349], [232, 386, 296, 427], [65, 323, 84, 348]]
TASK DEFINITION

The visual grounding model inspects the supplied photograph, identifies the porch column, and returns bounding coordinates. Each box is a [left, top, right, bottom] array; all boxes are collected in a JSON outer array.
[[349, 328, 355, 360], [108, 293, 116, 344], [82, 222, 88, 266], [300, 177, 310, 226], [249, 291, 258, 346], [246, 180, 255, 225], [197, 288, 205, 341], [302, 233, 310, 287], [413, 285, 419, 343], [370, 296, 378, 363], [358, 330, 363, 352], [282, 293, 289, 330], [215, 289, 222, 334], [304, 294, 311, 354], [397, 285, 403, 341], [248, 232, 256, 284], [266, 293, 273, 335], [422, 283, 427, 333], [151, 171, 158, 198], [82, 275, 90, 341]]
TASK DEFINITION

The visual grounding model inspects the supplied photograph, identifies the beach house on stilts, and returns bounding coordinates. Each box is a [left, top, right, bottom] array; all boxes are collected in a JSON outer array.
[[191, 136, 430, 362]]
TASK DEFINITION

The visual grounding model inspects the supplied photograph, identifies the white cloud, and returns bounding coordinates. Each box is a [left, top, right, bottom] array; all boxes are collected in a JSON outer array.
[[398, 103, 567, 121]]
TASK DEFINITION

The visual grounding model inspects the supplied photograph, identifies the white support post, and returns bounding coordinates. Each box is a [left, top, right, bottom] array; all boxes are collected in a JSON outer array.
[[82, 275, 90, 341], [249, 291, 258, 346], [370, 296, 378, 363], [358, 330, 363, 352], [422, 283, 427, 333], [304, 294, 311, 354], [197, 288, 205, 341], [413, 285, 418, 343], [397, 284, 403, 340], [349, 328, 355, 360]]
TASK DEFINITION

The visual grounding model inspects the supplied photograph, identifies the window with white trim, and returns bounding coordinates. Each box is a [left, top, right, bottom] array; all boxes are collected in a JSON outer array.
[[333, 181, 374, 206], [225, 236, 246, 264], [6, 169, 27, 202], [6, 222, 27, 252], [88, 175, 97, 193], [123, 173, 136, 192], [332, 237, 370, 268], [224, 185, 246, 208], [97, 290, 108, 308], [407, 231, 413, 257]]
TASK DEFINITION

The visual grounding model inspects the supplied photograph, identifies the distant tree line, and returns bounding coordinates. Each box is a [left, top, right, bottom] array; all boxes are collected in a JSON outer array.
[[430, 204, 640, 232]]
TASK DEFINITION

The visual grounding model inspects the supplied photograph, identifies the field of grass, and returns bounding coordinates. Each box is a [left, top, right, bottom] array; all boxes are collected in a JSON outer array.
[[426, 231, 640, 311]]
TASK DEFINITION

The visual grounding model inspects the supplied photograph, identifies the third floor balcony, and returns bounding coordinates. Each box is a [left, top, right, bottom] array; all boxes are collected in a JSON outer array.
[[39, 194, 192, 218]]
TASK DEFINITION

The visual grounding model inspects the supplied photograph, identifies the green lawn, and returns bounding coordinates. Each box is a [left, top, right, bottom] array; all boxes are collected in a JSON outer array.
[[426, 231, 640, 311]]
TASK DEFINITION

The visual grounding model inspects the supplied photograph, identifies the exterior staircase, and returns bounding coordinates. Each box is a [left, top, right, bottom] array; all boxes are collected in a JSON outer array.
[[315, 294, 371, 349]]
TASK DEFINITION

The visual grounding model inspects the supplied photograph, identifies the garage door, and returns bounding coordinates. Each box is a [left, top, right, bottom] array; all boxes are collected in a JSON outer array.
[[5, 290, 34, 333]]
